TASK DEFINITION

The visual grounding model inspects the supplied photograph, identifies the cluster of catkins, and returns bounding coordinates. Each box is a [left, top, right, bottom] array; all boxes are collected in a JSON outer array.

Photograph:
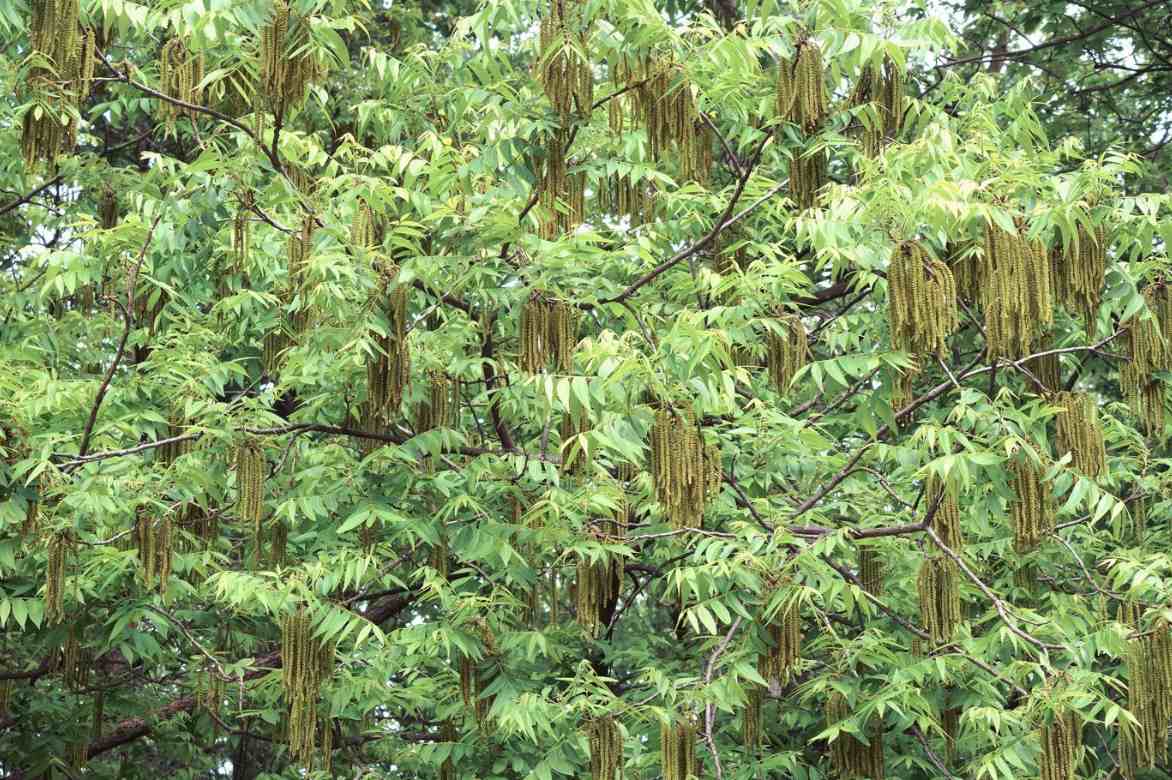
[[648, 407, 722, 529], [659, 717, 698, 780], [158, 38, 205, 126], [281, 607, 335, 768], [23, 0, 96, 167], [260, 0, 323, 113], [887, 242, 960, 359], [519, 292, 580, 373], [826, 691, 886, 779], [586, 716, 623, 780], [1121, 622, 1172, 779]]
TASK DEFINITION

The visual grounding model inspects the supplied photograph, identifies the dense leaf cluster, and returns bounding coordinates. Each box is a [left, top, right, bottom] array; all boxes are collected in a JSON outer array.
[[1, 1, 1171, 779]]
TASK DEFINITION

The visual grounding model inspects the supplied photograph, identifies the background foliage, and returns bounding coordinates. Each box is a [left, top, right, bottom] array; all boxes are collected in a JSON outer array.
[[2, 0, 1171, 778]]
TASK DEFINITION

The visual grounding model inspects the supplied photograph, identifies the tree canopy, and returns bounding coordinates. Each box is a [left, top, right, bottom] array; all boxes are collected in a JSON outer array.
[[2, 0, 1172, 779]]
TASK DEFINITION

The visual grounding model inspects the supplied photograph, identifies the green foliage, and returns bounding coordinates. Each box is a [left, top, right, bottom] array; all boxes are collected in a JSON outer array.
[[1, 0, 1171, 779]]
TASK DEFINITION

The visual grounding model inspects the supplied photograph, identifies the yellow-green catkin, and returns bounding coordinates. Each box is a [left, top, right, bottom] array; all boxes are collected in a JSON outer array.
[[587, 715, 623, 780], [767, 312, 809, 394], [917, 555, 961, 644], [648, 406, 722, 529], [859, 547, 884, 596], [536, 0, 593, 122], [743, 685, 762, 750], [659, 716, 697, 780], [535, 129, 586, 239], [575, 555, 622, 639], [158, 39, 205, 125], [1040, 710, 1082, 780], [788, 147, 827, 211], [416, 372, 457, 433], [925, 474, 963, 551], [1051, 224, 1107, 327], [23, 0, 88, 169], [281, 606, 334, 768], [1121, 623, 1172, 776], [459, 655, 493, 727], [644, 60, 701, 168], [235, 440, 265, 561], [286, 216, 315, 332], [1053, 391, 1108, 478], [777, 37, 827, 132], [1008, 451, 1055, 553], [849, 56, 905, 156], [827, 691, 886, 779], [761, 592, 802, 684], [135, 511, 173, 593], [45, 532, 68, 624], [982, 221, 1054, 361], [62, 624, 89, 691], [98, 183, 119, 229], [367, 274, 411, 417], [1120, 284, 1171, 436], [888, 241, 959, 358], [259, 0, 323, 113], [520, 292, 579, 373]]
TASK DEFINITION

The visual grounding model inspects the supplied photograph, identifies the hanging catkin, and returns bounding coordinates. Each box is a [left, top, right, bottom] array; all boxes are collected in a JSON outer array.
[[135, 511, 173, 593], [587, 715, 623, 780], [158, 39, 205, 125], [917, 555, 961, 644], [982, 221, 1054, 360], [1053, 391, 1108, 478], [259, 0, 322, 112], [235, 440, 265, 562], [416, 372, 457, 433], [45, 532, 68, 624], [1039, 710, 1082, 780], [767, 313, 808, 393], [777, 38, 827, 132], [1120, 284, 1171, 436], [645, 60, 699, 165], [281, 606, 334, 768], [22, 0, 88, 168], [1008, 452, 1055, 553], [859, 547, 884, 596], [826, 691, 885, 779], [925, 474, 963, 551], [660, 717, 697, 780], [648, 406, 722, 529], [575, 556, 622, 639], [1121, 624, 1172, 775], [888, 241, 959, 358], [1051, 224, 1107, 326], [760, 592, 802, 684], [62, 625, 89, 691], [367, 274, 411, 416], [458, 655, 493, 726], [534, 130, 585, 239], [536, 0, 593, 121], [743, 686, 762, 749], [849, 56, 905, 156], [0, 680, 11, 717], [788, 147, 827, 211], [520, 292, 579, 373], [286, 216, 315, 333]]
